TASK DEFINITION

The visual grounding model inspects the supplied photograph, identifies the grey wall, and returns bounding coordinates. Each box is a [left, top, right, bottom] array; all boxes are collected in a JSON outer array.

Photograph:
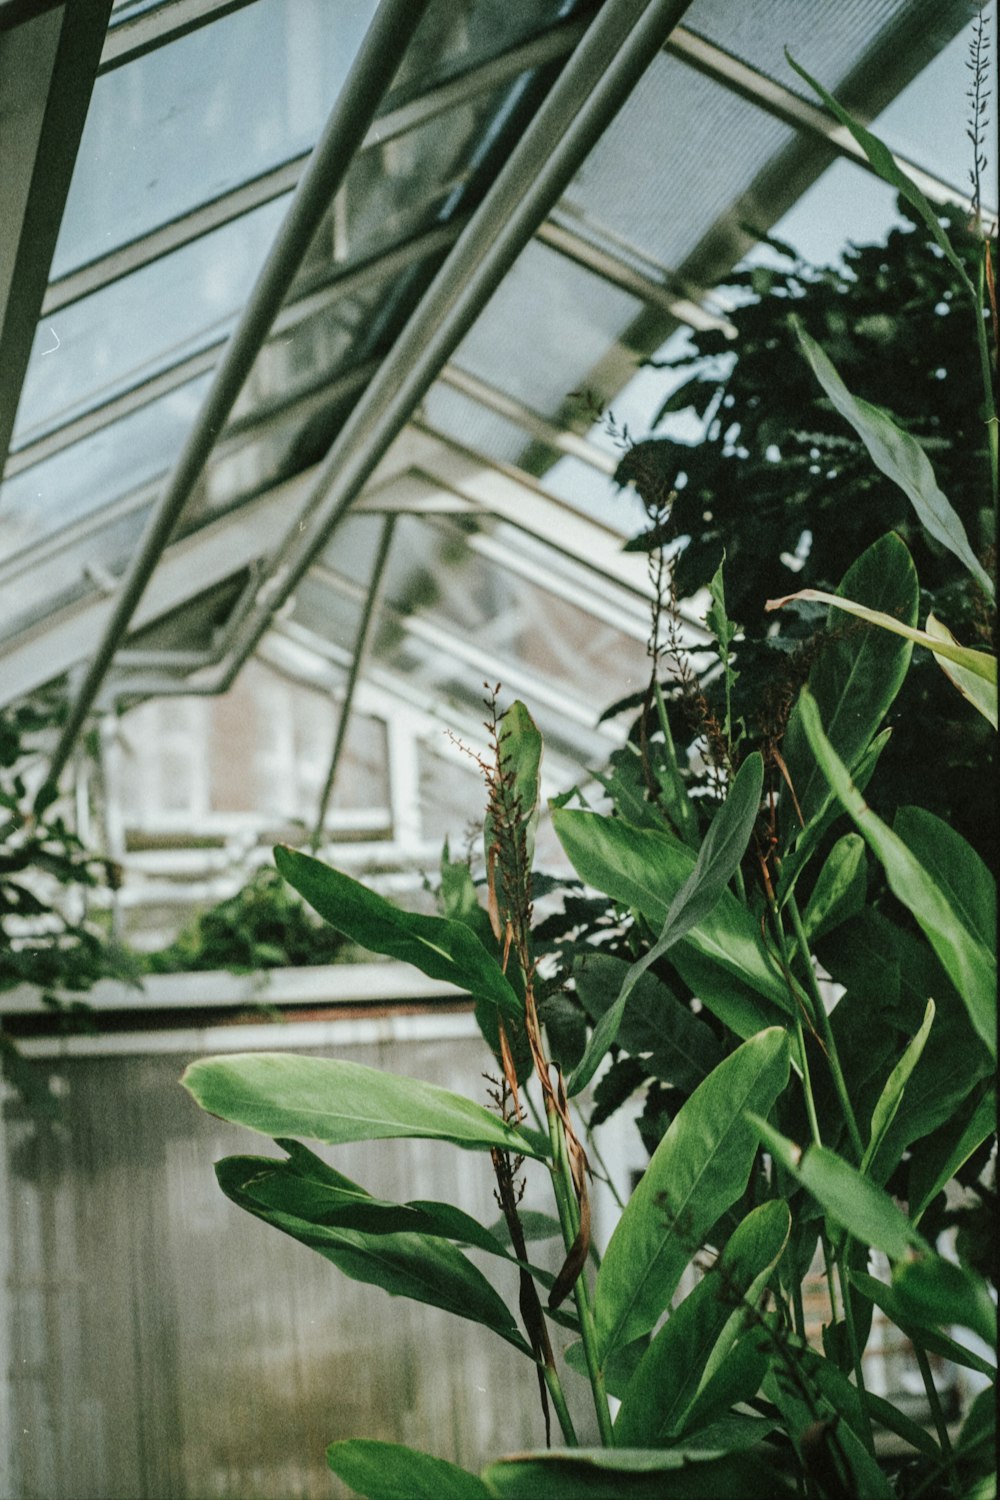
[[1, 1015, 601, 1500]]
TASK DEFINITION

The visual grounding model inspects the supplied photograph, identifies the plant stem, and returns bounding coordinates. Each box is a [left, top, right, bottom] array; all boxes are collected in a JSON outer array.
[[912, 1341, 956, 1475], [547, 1108, 615, 1447], [974, 250, 998, 508], [584, 1119, 626, 1214], [541, 1361, 579, 1447], [785, 896, 864, 1163], [834, 1239, 875, 1454]]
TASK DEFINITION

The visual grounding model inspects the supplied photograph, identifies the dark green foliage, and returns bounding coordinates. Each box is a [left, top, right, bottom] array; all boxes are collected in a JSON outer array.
[[619, 197, 996, 862], [143, 864, 350, 973]]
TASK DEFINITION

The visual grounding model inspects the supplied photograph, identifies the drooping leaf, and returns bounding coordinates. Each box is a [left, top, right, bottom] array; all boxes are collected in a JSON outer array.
[[215, 1158, 533, 1357], [551, 809, 793, 1024], [801, 832, 866, 942], [482, 1445, 796, 1499], [860, 998, 935, 1174], [850, 1271, 997, 1379], [786, 55, 976, 297], [615, 1199, 790, 1445], [891, 1254, 997, 1349], [748, 1116, 926, 1262], [791, 325, 993, 598], [780, 533, 919, 831], [908, 1086, 996, 1224], [182, 1053, 550, 1158], [567, 754, 764, 1093], [594, 1029, 789, 1361], [573, 953, 723, 1092], [798, 691, 997, 1055], [327, 1439, 494, 1499], [273, 845, 522, 1027], [767, 587, 998, 727]]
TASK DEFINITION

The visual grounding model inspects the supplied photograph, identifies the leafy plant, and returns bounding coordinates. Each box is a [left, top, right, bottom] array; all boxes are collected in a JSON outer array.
[[183, 62, 996, 1500]]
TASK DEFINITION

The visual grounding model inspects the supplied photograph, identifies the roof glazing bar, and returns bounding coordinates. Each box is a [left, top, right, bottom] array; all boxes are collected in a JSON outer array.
[[45, 16, 587, 318], [212, 0, 697, 693], [39, 0, 432, 804]]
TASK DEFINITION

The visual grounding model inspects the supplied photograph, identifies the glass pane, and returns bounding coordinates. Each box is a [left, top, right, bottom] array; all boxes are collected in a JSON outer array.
[[54, 0, 379, 276]]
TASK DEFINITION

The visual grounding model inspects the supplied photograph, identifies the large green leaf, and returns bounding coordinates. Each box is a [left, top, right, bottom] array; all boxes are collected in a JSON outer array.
[[776, 728, 890, 909], [749, 1117, 926, 1261], [574, 953, 723, 1092], [182, 1053, 550, 1158], [567, 754, 764, 1094], [614, 1199, 790, 1445], [893, 806, 996, 953], [274, 845, 521, 1026], [850, 1271, 997, 1379], [801, 832, 867, 943], [594, 1029, 789, 1362], [482, 1446, 795, 1499], [216, 1158, 533, 1357], [326, 1441, 492, 1500], [891, 1254, 997, 1350], [908, 1086, 996, 1224], [551, 809, 793, 1023], [781, 533, 919, 831], [798, 691, 997, 1056], [786, 56, 976, 296], [792, 326, 993, 599]]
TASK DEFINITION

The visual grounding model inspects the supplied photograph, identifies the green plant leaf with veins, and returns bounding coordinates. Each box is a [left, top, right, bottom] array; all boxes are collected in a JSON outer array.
[[327, 1440, 493, 1500], [594, 1028, 789, 1362], [181, 1052, 550, 1158]]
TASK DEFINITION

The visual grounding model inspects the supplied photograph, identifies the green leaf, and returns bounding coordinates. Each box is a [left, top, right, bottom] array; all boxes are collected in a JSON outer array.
[[861, 998, 935, 1174], [567, 754, 764, 1094], [748, 1117, 926, 1261], [764, 1349, 894, 1498], [776, 729, 890, 909], [850, 1271, 997, 1378], [894, 807, 997, 953], [798, 690, 997, 1056], [780, 533, 919, 830], [669, 947, 790, 1043], [327, 1439, 494, 1499], [594, 1029, 789, 1361], [482, 1446, 796, 1499], [801, 832, 866, 942], [615, 1199, 790, 1445], [909, 1087, 996, 1223], [767, 587, 998, 727], [927, 613, 999, 727], [792, 326, 993, 598], [181, 1053, 550, 1158], [785, 55, 976, 298], [274, 845, 521, 1027], [573, 953, 723, 1092], [215, 1158, 533, 1357], [891, 1254, 997, 1349], [551, 809, 793, 1024]]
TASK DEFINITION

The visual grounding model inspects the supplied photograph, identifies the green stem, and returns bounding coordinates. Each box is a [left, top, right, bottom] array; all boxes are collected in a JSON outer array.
[[834, 1239, 875, 1454], [786, 896, 864, 1163], [974, 249, 998, 508], [912, 1341, 955, 1473], [541, 1361, 579, 1448], [584, 1119, 626, 1215], [548, 1108, 615, 1447]]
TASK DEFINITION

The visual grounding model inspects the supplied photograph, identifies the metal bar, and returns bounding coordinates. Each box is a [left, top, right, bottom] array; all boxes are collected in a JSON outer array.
[[39, 0, 431, 804], [45, 16, 587, 318], [99, 0, 255, 71], [311, 513, 396, 848], [216, 0, 696, 691], [438, 364, 617, 473]]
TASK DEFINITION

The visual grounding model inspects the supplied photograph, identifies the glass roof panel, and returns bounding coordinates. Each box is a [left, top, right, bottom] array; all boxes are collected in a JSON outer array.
[[561, 51, 797, 277]]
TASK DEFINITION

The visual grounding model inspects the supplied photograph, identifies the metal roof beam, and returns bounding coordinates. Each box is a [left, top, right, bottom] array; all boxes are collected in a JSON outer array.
[[0, 0, 112, 472], [39, 0, 432, 802]]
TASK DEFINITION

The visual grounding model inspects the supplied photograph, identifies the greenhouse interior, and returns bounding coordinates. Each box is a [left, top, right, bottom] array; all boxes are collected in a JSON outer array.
[[1, 1, 997, 1497]]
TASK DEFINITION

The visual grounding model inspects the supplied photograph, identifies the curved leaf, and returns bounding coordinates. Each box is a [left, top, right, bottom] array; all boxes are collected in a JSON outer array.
[[909, 1086, 997, 1224], [801, 832, 866, 942], [594, 1029, 789, 1361], [327, 1441, 492, 1500], [551, 809, 793, 1025], [182, 1052, 550, 1158], [615, 1199, 790, 1445], [798, 691, 997, 1056], [860, 999, 935, 1174], [567, 754, 764, 1094], [274, 845, 521, 1026], [791, 325, 993, 598], [215, 1157, 533, 1357], [482, 1445, 796, 1499], [850, 1271, 996, 1379]]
